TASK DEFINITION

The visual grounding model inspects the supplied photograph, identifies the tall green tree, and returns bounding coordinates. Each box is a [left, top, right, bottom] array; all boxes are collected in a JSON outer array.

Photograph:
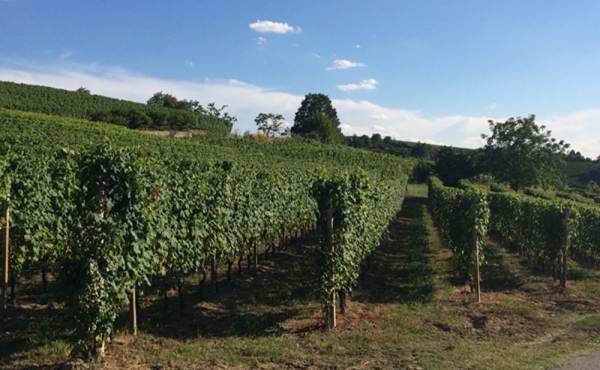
[[481, 115, 570, 190], [291, 93, 343, 143], [302, 112, 345, 144], [435, 146, 480, 187], [255, 113, 285, 137], [147, 91, 181, 109]]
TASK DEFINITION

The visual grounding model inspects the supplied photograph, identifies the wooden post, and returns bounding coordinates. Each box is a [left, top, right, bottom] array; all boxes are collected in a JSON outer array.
[[560, 208, 569, 291], [253, 240, 258, 267], [2, 197, 9, 311], [326, 197, 336, 329], [211, 254, 217, 294], [130, 286, 137, 336], [471, 204, 481, 303]]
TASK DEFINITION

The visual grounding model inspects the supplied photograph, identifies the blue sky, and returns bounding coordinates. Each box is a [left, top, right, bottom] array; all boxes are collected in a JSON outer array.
[[1, 0, 600, 157]]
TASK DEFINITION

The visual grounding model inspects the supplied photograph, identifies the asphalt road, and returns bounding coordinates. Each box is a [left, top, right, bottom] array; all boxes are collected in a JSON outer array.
[[550, 351, 600, 370]]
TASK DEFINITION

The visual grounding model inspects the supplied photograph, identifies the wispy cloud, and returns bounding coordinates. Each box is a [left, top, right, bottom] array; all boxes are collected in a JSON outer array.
[[353, 44, 361, 49], [482, 102, 497, 110], [0, 59, 597, 157], [371, 113, 389, 120], [249, 20, 300, 34], [310, 53, 321, 59], [185, 60, 194, 68], [338, 78, 378, 91], [326, 59, 365, 70], [257, 37, 266, 46], [59, 51, 73, 60]]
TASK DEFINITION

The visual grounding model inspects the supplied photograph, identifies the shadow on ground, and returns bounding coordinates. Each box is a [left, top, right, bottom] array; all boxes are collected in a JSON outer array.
[[353, 196, 436, 304], [121, 234, 321, 341]]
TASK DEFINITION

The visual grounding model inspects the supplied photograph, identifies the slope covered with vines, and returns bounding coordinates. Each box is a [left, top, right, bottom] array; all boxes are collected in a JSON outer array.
[[0, 108, 412, 359], [0, 81, 232, 134]]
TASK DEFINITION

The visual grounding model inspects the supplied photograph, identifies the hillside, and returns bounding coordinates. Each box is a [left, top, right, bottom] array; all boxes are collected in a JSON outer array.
[[0, 80, 232, 135]]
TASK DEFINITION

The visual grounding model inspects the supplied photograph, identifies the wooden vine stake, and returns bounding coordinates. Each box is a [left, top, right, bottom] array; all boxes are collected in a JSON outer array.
[[253, 240, 258, 268], [1, 196, 9, 312], [130, 286, 137, 336], [326, 196, 336, 329], [471, 203, 481, 303], [211, 254, 217, 294], [560, 208, 569, 292]]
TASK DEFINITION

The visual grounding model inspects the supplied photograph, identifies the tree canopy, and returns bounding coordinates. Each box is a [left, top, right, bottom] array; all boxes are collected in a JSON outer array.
[[147, 92, 237, 126], [434, 146, 479, 187], [255, 113, 285, 137], [291, 93, 343, 143], [481, 114, 570, 190], [302, 112, 345, 144]]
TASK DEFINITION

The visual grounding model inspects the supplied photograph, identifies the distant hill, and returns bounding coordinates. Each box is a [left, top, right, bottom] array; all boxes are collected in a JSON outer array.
[[0, 80, 232, 135], [345, 134, 471, 159]]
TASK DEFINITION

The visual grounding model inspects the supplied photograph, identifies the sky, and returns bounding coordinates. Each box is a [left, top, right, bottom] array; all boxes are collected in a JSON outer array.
[[1, 0, 600, 157]]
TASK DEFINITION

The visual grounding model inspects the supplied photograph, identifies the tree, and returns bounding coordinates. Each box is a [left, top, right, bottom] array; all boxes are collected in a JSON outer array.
[[371, 133, 382, 146], [303, 112, 345, 144], [410, 142, 430, 158], [255, 113, 285, 137], [147, 91, 180, 109], [204, 102, 238, 125], [76, 86, 90, 94], [291, 93, 342, 140], [435, 146, 480, 187], [481, 115, 570, 191]]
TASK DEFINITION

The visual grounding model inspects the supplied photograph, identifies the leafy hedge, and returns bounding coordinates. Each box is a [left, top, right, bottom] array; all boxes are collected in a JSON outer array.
[[428, 177, 489, 281], [0, 109, 413, 359]]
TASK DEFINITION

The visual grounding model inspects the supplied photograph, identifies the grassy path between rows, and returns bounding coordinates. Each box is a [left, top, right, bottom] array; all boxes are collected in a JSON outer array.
[[3, 184, 600, 369]]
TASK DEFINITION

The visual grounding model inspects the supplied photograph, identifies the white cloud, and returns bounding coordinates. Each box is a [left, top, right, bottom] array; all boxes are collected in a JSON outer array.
[[371, 113, 389, 120], [0, 59, 597, 158], [249, 20, 300, 34], [185, 60, 194, 68], [310, 53, 321, 59], [353, 44, 361, 49], [338, 78, 378, 91], [539, 110, 600, 158], [326, 59, 366, 70], [257, 36, 266, 46], [482, 102, 497, 110]]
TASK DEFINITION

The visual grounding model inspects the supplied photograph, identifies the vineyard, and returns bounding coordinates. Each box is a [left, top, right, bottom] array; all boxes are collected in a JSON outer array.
[[0, 81, 233, 135], [2, 106, 600, 368], [429, 177, 600, 290], [0, 108, 413, 360]]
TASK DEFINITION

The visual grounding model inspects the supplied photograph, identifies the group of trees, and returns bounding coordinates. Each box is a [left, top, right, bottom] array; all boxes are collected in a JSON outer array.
[[251, 92, 575, 193], [146, 91, 238, 128], [435, 115, 571, 191], [254, 93, 344, 144]]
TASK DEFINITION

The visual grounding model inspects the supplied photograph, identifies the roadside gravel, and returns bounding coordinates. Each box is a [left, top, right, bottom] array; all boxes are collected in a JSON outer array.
[[550, 351, 600, 370]]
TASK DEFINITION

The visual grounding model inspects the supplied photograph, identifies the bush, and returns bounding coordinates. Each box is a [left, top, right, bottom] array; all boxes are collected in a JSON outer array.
[[523, 187, 554, 200], [490, 183, 511, 193], [556, 191, 585, 202], [457, 179, 475, 190]]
